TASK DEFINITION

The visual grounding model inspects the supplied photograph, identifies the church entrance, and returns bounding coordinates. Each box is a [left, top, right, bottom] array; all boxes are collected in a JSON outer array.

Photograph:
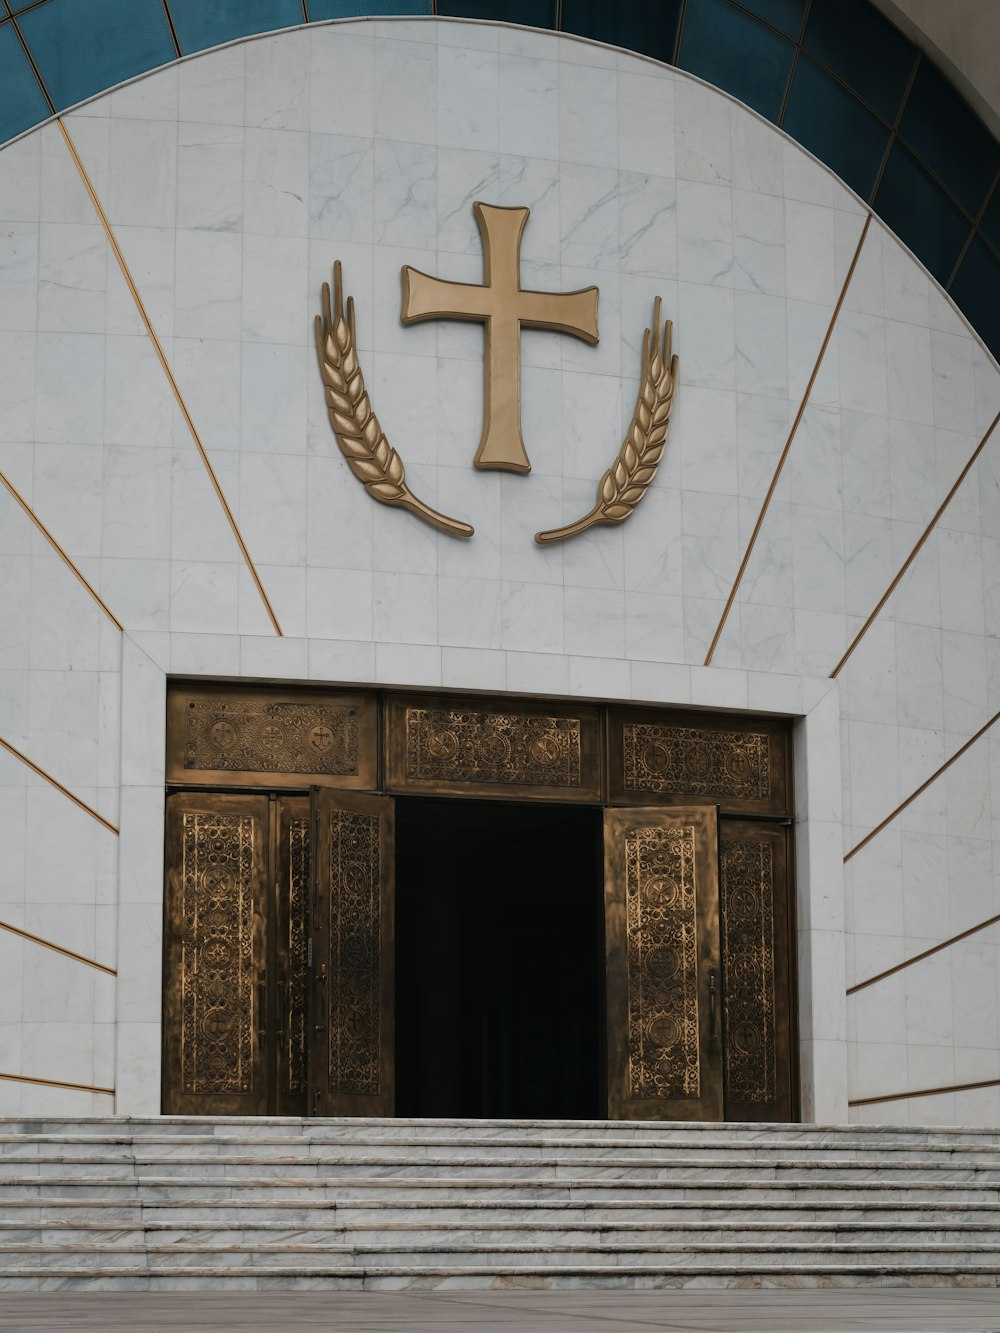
[[161, 685, 796, 1122]]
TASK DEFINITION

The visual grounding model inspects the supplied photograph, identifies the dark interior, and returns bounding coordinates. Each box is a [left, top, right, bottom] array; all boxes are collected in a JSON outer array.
[[395, 796, 604, 1119]]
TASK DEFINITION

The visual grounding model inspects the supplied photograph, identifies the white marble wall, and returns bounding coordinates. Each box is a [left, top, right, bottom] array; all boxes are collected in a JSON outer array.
[[0, 17, 998, 1125]]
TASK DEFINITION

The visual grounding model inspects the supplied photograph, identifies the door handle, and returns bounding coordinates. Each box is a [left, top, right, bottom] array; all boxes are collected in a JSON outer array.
[[709, 968, 718, 1042], [277, 969, 286, 1044], [258, 968, 267, 1047], [313, 963, 327, 1033]]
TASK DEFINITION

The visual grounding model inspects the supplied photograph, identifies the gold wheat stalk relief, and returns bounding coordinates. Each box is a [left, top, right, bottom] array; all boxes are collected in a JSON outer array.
[[535, 297, 678, 545], [315, 262, 474, 539]]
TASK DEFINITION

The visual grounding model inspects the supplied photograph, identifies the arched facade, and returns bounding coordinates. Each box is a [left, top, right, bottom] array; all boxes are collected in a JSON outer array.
[[1, 15, 999, 1127]]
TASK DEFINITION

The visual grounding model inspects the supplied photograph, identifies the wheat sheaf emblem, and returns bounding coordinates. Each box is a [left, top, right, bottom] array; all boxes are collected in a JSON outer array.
[[535, 297, 678, 545], [315, 266, 678, 545], [315, 262, 474, 539]]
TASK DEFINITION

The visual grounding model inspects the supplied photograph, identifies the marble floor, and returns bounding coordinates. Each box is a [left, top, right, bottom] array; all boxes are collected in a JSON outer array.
[[2, 1291, 1000, 1332]]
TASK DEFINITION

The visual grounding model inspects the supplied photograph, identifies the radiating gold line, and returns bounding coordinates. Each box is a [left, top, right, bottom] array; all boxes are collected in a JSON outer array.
[[0, 737, 119, 835], [0, 919, 116, 976], [831, 406, 1000, 679], [0, 470, 123, 631], [850, 1076, 999, 1108], [55, 117, 283, 637], [0, 1071, 114, 1096], [847, 911, 1000, 995], [844, 708, 1000, 863], [704, 213, 873, 667]]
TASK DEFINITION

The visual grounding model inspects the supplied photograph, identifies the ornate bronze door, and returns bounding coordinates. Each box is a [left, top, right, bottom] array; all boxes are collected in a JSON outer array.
[[308, 788, 395, 1116], [720, 820, 794, 1121], [604, 805, 723, 1121], [163, 793, 270, 1115]]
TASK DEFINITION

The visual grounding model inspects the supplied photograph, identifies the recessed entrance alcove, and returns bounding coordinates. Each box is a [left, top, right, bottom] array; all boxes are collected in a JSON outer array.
[[161, 681, 798, 1124]]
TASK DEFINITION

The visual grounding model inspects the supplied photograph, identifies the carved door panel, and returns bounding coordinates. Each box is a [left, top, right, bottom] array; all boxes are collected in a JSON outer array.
[[163, 793, 270, 1115], [275, 796, 310, 1116], [720, 821, 794, 1122], [604, 805, 723, 1121], [308, 788, 395, 1117]]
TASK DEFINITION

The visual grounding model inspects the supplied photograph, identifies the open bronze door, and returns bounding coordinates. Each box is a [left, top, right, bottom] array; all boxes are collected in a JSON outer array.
[[163, 792, 270, 1115], [308, 788, 395, 1116], [604, 805, 723, 1120]]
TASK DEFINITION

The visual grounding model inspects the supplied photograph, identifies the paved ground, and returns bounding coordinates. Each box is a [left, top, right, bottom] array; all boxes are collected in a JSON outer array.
[[2, 1291, 1000, 1332]]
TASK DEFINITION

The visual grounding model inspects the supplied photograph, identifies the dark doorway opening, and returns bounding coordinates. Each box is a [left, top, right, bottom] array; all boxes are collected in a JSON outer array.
[[395, 796, 604, 1119]]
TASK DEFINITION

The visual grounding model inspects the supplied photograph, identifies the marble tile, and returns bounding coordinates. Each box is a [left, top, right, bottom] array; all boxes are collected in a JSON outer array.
[[178, 44, 245, 126], [675, 78, 731, 185], [374, 37, 436, 146], [107, 119, 177, 229], [619, 72, 674, 178], [309, 28, 374, 141], [676, 180, 733, 288], [560, 63, 617, 168], [245, 28, 309, 131], [439, 45, 499, 153], [176, 122, 244, 234]]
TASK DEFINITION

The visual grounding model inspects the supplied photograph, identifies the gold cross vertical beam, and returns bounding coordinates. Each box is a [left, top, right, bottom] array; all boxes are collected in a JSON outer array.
[[401, 202, 599, 473]]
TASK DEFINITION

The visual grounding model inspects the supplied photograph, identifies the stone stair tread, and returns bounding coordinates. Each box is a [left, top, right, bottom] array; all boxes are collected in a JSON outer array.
[[7, 1237, 1000, 1247]]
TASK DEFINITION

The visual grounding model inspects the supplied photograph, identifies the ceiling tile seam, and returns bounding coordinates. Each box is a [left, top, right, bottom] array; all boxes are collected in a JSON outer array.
[[0, 470, 124, 631], [0, 737, 119, 836], [0, 1071, 114, 1096], [54, 117, 284, 638], [0, 919, 117, 976], [831, 405, 1000, 679], [843, 706, 1000, 864], [846, 911, 1000, 997], [703, 211, 874, 667], [849, 1075, 1000, 1108]]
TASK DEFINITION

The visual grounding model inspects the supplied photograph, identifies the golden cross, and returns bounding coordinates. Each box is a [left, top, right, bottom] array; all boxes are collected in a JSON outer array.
[[400, 202, 600, 473]]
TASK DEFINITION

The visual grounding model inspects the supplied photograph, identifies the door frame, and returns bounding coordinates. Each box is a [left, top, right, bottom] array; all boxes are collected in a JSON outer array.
[[161, 682, 800, 1123]]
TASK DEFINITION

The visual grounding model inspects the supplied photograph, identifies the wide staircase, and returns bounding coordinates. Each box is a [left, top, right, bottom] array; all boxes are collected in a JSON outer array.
[[1, 1118, 999, 1290]]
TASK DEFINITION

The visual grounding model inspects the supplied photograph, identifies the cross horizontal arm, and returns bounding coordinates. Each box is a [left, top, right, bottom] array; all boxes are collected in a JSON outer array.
[[517, 286, 599, 343], [401, 267, 491, 324]]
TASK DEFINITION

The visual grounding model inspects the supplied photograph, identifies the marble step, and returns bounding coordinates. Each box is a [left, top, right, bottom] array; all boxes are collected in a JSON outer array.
[[6, 1134, 1000, 1164], [5, 1240, 1000, 1269], [5, 1157, 1000, 1184], [2, 1263, 1000, 1293], [5, 1117, 1000, 1148], [2, 1220, 998, 1247], [4, 1178, 999, 1205], [6, 1198, 1000, 1229]]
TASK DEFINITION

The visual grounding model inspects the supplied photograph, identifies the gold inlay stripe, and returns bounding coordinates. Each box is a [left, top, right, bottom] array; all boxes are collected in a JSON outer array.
[[0, 919, 116, 977], [0, 1071, 114, 1097], [844, 708, 1000, 863], [0, 470, 123, 632], [832, 405, 1000, 679], [850, 1076, 999, 1108], [55, 117, 283, 638], [847, 911, 1000, 996], [704, 212, 873, 667], [0, 736, 119, 836]]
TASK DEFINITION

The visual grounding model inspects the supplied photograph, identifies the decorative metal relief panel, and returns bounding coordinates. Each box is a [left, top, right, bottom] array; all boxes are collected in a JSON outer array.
[[166, 687, 378, 789], [623, 723, 769, 800], [328, 808, 381, 1097], [387, 695, 602, 800], [720, 836, 777, 1105], [287, 816, 310, 1098], [610, 710, 790, 816], [180, 811, 256, 1096], [625, 822, 700, 1100]]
